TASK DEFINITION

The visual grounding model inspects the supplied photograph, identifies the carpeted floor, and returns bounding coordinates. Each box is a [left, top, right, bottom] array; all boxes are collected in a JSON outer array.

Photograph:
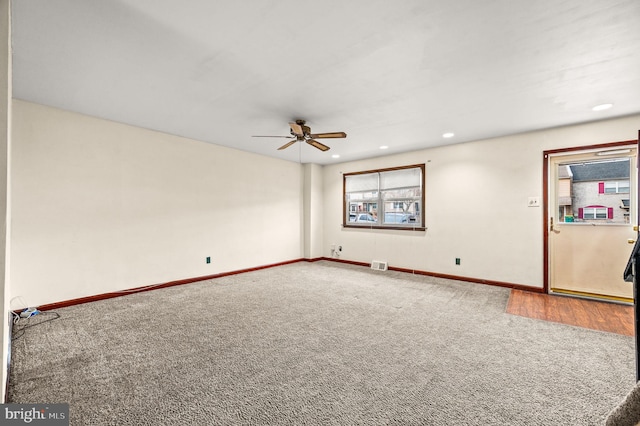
[[7, 261, 636, 425]]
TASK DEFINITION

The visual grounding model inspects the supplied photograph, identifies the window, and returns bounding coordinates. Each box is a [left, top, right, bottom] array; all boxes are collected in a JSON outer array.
[[583, 207, 607, 219], [603, 181, 630, 194], [579, 206, 613, 220], [344, 164, 424, 230]]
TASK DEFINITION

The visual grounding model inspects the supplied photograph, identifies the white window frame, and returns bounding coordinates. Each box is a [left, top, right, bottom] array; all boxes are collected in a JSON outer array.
[[604, 181, 630, 194], [583, 207, 608, 219]]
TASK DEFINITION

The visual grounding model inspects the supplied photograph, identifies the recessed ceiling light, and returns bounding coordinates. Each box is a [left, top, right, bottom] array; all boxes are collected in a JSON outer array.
[[442, 132, 455, 138], [380, 146, 389, 150], [331, 154, 340, 158], [592, 103, 613, 111]]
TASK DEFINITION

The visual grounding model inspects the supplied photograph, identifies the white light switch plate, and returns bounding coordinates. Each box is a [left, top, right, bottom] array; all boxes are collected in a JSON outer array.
[[528, 197, 540, 207]]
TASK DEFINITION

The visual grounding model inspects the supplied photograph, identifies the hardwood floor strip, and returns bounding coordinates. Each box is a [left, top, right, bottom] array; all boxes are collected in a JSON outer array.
[[506, 289, 634, 336]]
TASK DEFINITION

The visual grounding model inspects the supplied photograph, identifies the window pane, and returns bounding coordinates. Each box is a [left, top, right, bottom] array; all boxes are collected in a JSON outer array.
[[382, 188, 422, 199], [347, 191, 378, 201], [380, 168, 421, 190], [345, 173, 378, 192], [558, 158, 631, 224], [383, 212, 409, 224]]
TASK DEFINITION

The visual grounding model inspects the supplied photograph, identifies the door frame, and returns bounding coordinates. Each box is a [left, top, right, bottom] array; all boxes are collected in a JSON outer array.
[[543, 138, 639, 294]]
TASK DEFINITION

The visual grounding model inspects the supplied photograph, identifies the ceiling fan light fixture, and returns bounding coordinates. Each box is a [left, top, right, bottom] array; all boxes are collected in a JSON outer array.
[[442, 132, 455, 138], [592, 103, 613, 111], [253, 119, 346, 152]]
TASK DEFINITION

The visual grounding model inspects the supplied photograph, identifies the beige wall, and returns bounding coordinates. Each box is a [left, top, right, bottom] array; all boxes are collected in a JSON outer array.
[[7, 99, 640, 320], [303, 163, 323, 259], [10, 100, 303, 308], [322, 114, 640, 288]]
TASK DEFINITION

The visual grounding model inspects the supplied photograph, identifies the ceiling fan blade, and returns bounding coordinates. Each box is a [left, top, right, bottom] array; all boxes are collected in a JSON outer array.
[[251, 135, 295, 138], [289, 122, 304, 136], [306, 139, 330, 152], [309, 132, 347, 139], [278, 140, 298, 150]]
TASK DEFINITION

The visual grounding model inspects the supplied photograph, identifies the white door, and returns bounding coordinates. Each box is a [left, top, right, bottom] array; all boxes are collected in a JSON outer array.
[[547, 146, 637, 302]]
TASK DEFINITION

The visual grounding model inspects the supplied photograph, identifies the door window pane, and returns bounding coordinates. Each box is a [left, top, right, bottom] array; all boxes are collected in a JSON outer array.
[[557, 157, 631, 224]]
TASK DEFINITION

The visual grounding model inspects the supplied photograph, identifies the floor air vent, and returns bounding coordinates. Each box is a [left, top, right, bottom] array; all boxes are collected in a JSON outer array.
[[371, 260, 388, 271]]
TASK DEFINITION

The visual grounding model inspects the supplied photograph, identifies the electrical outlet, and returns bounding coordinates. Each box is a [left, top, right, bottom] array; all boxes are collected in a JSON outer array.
[[528, 197, 540, 207]]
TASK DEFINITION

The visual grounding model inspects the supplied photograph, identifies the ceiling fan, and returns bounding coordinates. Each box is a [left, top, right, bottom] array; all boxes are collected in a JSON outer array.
[[252, 119, 347, 152]]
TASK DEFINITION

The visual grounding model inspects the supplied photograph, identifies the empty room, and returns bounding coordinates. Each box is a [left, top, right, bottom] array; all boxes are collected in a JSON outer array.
[[1, 0, 640, 424]]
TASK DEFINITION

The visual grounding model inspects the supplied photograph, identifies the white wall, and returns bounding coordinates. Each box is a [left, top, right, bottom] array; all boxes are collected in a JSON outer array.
[[0, 0, 9, 402], [323, 114, 640, 288], [10, 100, 303, 307]]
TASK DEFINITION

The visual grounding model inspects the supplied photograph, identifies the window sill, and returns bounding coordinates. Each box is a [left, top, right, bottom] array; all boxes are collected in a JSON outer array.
[[556, 222, 630, 227], [343, 224, 426, 231]]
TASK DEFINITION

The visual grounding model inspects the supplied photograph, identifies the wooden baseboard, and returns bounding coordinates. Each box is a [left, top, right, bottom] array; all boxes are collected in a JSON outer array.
[[36, 258, 309, 312], [33, 256, 543, 312], [317, 257, 370, 268], [320, 257, 544, 293]]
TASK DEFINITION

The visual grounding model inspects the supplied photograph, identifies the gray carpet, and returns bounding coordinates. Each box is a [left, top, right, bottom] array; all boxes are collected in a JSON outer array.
[[7, 261, 636, 425], [605, 380, 640, 426]]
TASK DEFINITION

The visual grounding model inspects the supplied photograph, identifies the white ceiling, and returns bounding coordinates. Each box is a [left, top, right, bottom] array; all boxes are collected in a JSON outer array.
[[11, 0, 640, 165]]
